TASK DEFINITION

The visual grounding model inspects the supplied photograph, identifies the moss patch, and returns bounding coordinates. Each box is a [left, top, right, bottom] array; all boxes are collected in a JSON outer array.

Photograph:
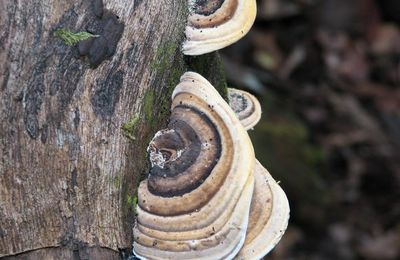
[[151, 42, 178, 75], [143, 90, 156, 121], [112, 175, 121, 188], [126, 194, 138, 214], [144, 39, 187, 130], [185, 52, 228, 100], [121, 113, 140, 140], [55, 28, 99, 46]]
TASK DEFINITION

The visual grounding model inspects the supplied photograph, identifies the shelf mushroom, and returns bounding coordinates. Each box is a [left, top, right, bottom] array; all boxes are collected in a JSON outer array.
[[133, 72, 255, 259], [183, 0, 257, 55], [228, 88, 262, 130], [228, 88, 290, 259], [133, 72, 289, 260], [235, 160, 290, 259]]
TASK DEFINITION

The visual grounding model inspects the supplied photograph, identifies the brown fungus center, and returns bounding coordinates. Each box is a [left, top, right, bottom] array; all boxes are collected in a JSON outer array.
[[189, 0, 239, 29], [147, 105, 222, 198], [193, 0, 225, 15]]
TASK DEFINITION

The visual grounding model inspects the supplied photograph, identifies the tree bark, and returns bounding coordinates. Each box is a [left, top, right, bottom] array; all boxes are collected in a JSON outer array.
[[0, 0, 226, 258]]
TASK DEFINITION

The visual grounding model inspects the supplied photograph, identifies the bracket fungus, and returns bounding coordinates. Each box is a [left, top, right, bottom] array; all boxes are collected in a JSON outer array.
[[133, 72, 255, 259], [133, 72, 289, 260], [183, 0, 257, 55], [236, 160, 290, 259], [228, 88, 290, 259], [228, 88, 262, 130]]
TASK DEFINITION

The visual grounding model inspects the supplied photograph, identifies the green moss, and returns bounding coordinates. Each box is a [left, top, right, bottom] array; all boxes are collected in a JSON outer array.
[[121, 113, 140, 140], [151, 42, 178, 75], [126, 194, 138, 214], [149, 3, 187, 72], [186, 52, 228, 100], [147, 31, 230, 129], [112, 175, 121, 188], [145, 39, 185, 124], [55, 28, 99, 46], [141, 27, 230, 140], [143, 90, 156, 121], [145, 39, 188, 130], [166, 59, 185, 90]]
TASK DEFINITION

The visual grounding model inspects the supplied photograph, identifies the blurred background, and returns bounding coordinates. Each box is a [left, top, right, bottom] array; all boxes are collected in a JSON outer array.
[[221, 0, 400, 259]]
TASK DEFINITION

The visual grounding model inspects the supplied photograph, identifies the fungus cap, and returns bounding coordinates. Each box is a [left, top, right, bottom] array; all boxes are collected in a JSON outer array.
[[236, 160, 290, 259], [183, 0, 257, 55], [133, 72, 255, 260], [228, 88, 290, 259], [228, 88, 262, 130]]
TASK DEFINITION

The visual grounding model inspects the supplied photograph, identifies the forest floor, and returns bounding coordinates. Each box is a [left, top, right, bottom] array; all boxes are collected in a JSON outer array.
[[222, 0, 400, 259]]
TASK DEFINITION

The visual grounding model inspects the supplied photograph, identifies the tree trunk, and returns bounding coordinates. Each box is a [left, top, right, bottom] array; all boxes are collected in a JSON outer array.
[[0, 0, 227, 258]]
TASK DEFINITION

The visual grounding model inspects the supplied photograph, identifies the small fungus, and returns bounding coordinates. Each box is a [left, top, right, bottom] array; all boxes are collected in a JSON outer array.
[[236, 160, 290, 259], [228, 88, 290, 259], [183, 0, 257, 55], [228, 88, 262, 130]]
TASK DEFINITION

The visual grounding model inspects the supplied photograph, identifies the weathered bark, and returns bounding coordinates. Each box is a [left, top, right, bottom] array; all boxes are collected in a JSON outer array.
[[0, 0, 226, 258]]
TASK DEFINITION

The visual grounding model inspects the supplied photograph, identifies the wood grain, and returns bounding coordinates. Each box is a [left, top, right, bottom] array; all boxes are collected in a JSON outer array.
[[0, 0, 191, 258]]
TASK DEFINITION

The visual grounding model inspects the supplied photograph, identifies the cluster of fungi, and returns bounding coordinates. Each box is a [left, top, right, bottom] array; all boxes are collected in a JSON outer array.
[[133, 1, 289, 259]]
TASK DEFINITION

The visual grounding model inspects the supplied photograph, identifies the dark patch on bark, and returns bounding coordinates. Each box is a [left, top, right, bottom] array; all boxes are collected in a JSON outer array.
[[1, 69, 9, 91], [46, 52, 85, 128], [55, 3, 123, 68], [58, 63, 81, 109], [71, 168, 78, 189], [126, 42, 139, 67], [77, 4, 124, 68], [0, 3, 14, 49], [23, 59, 47, 139], [134, 0, 145, 8], [31, 3, 44, 48], [59, 237, 92, 259], [77, 38, 94, 56], [87, 36, 110, 67], [49, 80, 60, 96], [92, 0, 104, 18], [91, 69, 124, 119], [73, 249, 80, 260], [14, 91, 24, 102], [49, 7, 90, 126], [40, 124, 49, 144], [68, 134, 81, 160], [73, 107, 80, 129], [24, 115, 40, 140], [119, 249, 135, 260]]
